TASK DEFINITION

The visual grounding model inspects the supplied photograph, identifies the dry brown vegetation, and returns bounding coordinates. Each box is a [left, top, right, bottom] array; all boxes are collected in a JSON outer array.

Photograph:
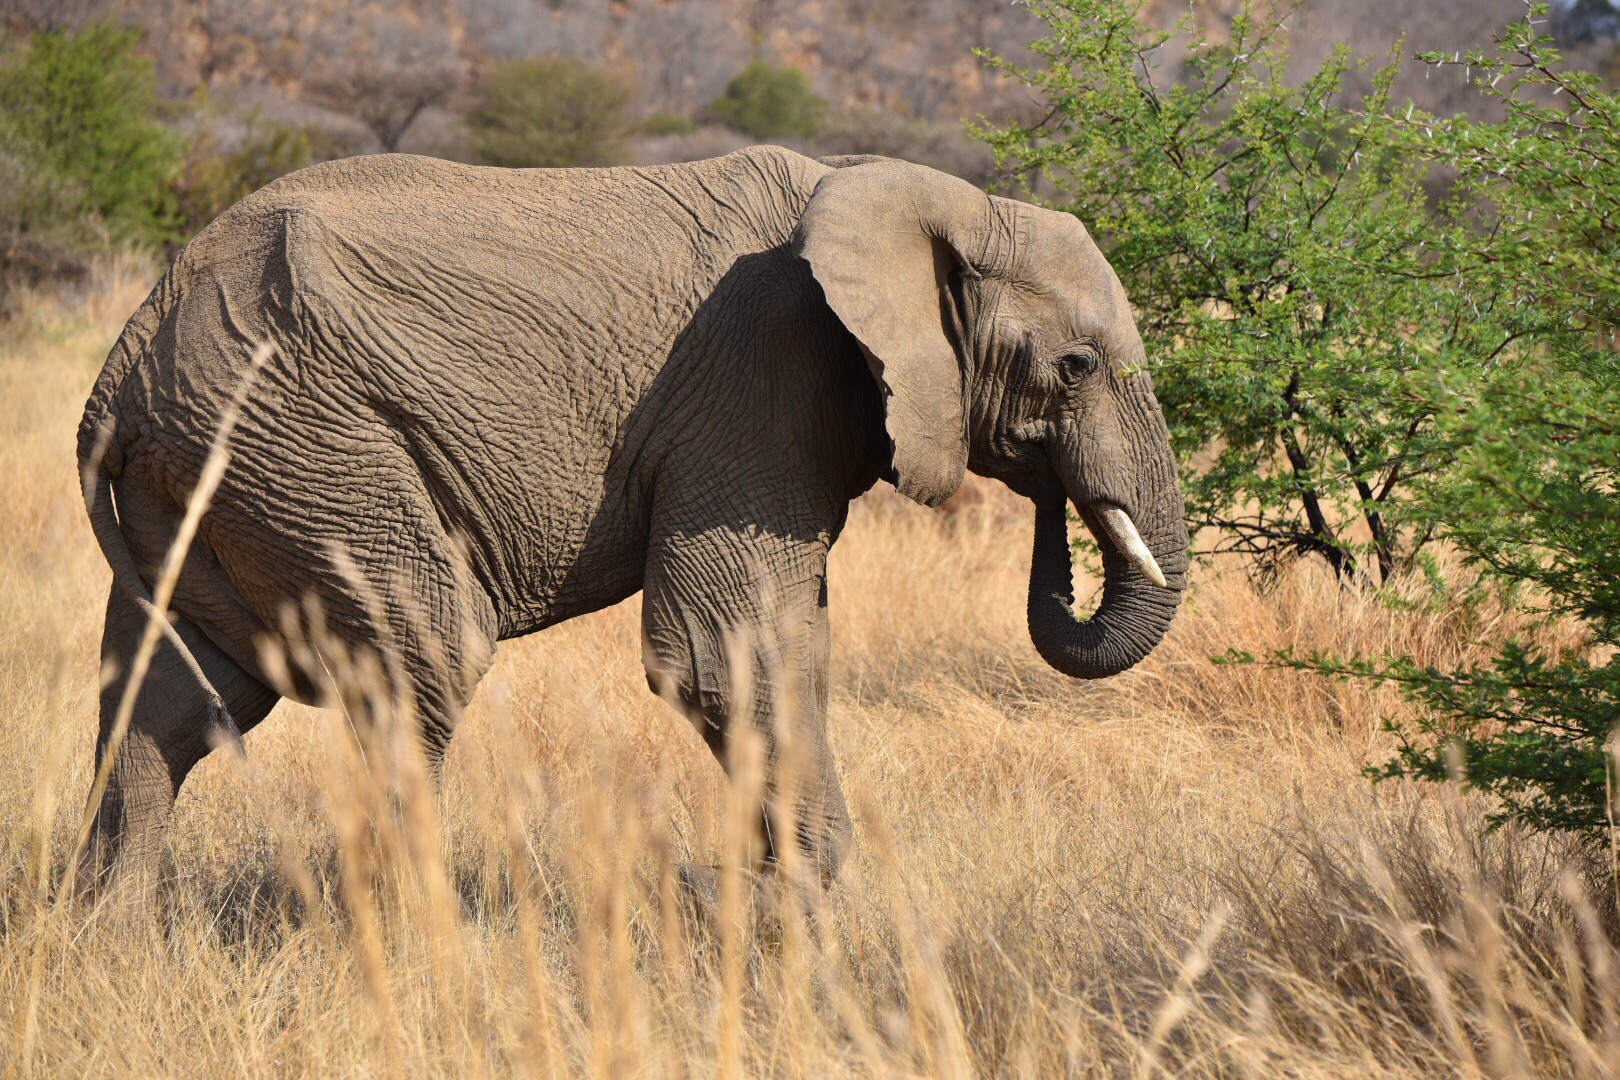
[[4, 264, 1620, 1076]]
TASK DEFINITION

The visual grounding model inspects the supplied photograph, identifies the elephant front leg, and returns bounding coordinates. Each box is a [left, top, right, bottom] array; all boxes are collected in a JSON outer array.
[[641, 529, 852, 889]]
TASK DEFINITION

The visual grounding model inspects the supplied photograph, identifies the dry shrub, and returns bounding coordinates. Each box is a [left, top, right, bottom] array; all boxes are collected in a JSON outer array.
[[1, 273, 1618, 1076]]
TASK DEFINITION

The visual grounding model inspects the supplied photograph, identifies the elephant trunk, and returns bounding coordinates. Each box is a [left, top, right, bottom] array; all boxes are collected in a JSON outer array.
[[1026, 497, 1187, 680]]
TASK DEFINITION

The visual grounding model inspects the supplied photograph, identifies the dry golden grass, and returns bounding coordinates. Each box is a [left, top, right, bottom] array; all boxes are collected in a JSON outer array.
[[2, 260, 1618, 1077]]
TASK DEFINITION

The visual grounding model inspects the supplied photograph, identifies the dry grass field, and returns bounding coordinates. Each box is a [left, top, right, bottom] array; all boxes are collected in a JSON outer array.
[[2, 261, 1618, 1077]]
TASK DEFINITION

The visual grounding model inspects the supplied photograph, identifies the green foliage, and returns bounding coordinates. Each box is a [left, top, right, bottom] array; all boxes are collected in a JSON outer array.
[[1193, 7, 1620, 841], [976, 1, 1513, 586], [638, 112, 699, 136], [0, 126, 91, 279], [707, 61, 825, 140], [0, 22, 183, 251], [466, 57, 631, 169], [1331, 14, 1620, 840]]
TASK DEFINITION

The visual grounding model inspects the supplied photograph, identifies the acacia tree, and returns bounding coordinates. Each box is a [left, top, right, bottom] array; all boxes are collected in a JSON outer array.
[[1293, 14, 1620, 840], [995, 2, 1620, 841], [976, 2, 1519, 585], [306, 13, 460, 153]]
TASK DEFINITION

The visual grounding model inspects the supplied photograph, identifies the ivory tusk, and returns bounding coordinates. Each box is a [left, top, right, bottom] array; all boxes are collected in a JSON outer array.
[[1096, 505, 1170, 589]]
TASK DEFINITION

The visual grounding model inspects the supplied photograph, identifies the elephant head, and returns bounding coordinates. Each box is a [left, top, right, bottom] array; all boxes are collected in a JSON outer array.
[[794, 160, 1188, 679]]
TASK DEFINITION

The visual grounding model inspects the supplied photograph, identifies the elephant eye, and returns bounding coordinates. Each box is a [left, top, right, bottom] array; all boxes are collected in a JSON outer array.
[[1059, 348, 1100, 385]]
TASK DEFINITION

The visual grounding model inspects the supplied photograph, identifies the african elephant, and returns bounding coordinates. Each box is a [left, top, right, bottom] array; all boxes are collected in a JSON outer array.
[[77, 146, 1188, 892]]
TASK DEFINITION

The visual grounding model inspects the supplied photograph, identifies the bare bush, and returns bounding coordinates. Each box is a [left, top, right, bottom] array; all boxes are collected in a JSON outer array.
[[0, 0, 115, 32], [622, 0, 748, 118], [453, 0, 613, 61], [305, 11, 461, 153]]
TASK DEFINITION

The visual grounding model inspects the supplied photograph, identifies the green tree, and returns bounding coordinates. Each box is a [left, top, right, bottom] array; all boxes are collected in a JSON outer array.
[[0, 22, 183, 248], [976, 2, 1510, 585], [707, 61, 825, 140], [1283, 14, 1620, 840], [465, 58, 630, 169]]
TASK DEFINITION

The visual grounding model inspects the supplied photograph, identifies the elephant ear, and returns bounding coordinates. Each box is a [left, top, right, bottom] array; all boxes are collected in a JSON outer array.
[[793, 160, 992, 507]]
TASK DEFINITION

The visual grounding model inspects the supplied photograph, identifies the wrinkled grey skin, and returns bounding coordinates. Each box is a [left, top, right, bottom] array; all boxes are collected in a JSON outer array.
[[77, 146, 1188, 892]]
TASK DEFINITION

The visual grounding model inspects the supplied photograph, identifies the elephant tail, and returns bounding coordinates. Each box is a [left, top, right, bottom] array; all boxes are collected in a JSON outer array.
[[78, 266, 238, 736], [82, 453, 237, 736]]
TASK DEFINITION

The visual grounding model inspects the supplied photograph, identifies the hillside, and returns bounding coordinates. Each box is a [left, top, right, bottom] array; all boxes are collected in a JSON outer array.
[[7, 0, 1617, 171]]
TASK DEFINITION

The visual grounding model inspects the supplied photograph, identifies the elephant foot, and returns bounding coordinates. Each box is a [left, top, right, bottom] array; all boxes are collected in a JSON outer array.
[[673, 862, 828, 961], [676, 862, 721, 907], [673, 862, 769, 939]]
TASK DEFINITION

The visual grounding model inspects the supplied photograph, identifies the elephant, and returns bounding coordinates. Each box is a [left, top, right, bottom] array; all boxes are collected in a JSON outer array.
[[76, 146, 1188, 894]]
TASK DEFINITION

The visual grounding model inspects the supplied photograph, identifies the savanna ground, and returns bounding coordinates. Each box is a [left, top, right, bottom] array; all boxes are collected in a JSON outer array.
[[2, 262, 1617, 1077]]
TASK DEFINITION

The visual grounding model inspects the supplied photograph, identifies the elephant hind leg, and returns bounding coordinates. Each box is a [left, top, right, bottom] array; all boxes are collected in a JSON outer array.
[[255, 531, 500, 780], [84, 588, 280, 900]]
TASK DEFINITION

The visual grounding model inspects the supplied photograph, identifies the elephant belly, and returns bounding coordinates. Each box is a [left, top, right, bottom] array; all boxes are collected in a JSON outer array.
[[420, 451, 653, 641], [368, 363, 656, 639]]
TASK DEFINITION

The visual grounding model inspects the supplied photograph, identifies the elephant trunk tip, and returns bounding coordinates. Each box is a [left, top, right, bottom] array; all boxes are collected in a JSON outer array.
[[1026, 499, 1186, 682]]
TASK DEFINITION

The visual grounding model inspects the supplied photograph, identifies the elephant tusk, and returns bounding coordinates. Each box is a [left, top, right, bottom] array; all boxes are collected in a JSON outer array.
[[1096, 505, 1169, 589]]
